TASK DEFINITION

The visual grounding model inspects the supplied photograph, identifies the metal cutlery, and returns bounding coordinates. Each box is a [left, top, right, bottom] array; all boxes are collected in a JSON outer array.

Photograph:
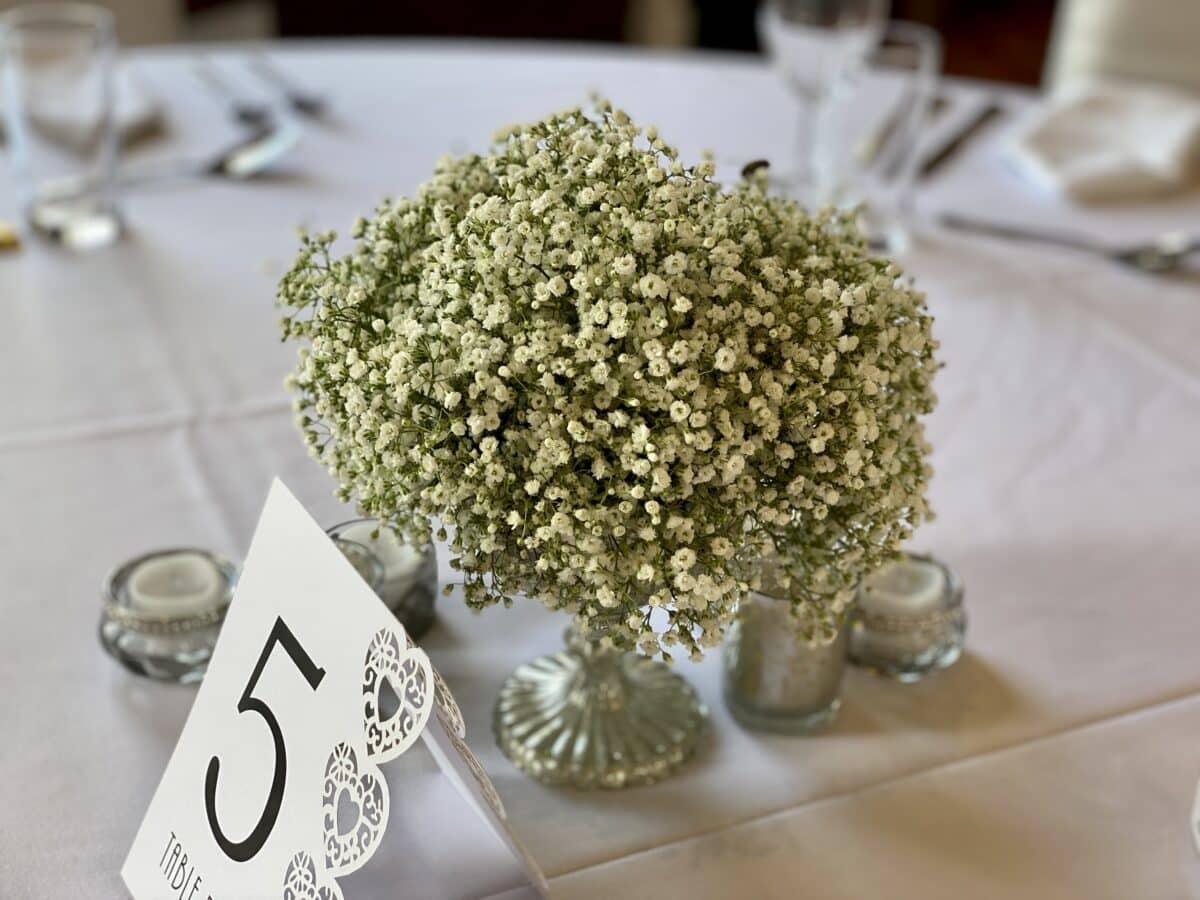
[[115, 122, 302, 187], [193, 58, 276, 129], [39, 123, 302, 197], [917, 99, 1005, 180], [940, 212, 1200, 274], [24, 125, 301, 247], [858, 93, 951, 172], [247, 55, 327, 119]]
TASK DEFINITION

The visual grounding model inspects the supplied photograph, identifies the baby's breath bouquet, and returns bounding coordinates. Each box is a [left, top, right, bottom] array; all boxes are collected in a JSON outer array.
[[279, 102, 937, 663]]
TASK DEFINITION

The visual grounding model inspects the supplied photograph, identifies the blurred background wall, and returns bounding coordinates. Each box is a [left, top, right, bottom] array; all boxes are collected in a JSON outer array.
[[4, 0, 1198, 92]]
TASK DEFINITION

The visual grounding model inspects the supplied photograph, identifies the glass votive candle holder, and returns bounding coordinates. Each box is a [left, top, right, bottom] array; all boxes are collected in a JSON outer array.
[[99, 548, 237, 684], [722, 570, 848, 735], [326, 518, 438, 640], [332, 536, 385, 593], [847, 552, 965, 682]]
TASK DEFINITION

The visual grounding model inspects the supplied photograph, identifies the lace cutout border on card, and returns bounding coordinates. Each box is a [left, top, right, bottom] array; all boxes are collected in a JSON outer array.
[[322, 743, 389, 875], [283, 851, 344, 900], [402, 630, 467, 740], [447, 727, 507, 821], [362, 627, 434, 763]]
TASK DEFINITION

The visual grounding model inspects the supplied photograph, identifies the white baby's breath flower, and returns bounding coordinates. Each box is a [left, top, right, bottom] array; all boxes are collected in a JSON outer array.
[[638, 273, 668, 299], [279, 101, 939, 659]]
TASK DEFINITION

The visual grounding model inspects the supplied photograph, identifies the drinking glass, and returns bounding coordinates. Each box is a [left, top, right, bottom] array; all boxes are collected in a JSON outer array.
[[816, 20, 942, 253], [0, 3, 121, 249], [757, 0, 890, 204]]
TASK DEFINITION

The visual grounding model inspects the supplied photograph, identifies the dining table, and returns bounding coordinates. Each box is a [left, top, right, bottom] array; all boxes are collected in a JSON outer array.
[[2, 40, 1199, 900]]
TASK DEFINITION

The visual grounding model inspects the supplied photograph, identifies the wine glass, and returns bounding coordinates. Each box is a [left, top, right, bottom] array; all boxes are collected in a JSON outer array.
[[757, 0, 890, 204], [0, 3, 122, 250], [823, 21, 943, 254]]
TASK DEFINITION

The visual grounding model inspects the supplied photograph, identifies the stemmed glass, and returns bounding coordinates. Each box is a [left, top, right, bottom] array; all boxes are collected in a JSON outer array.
[[822, 21, 943, 254], [0, 3, 122, 249], [757, 0, 890, 204]]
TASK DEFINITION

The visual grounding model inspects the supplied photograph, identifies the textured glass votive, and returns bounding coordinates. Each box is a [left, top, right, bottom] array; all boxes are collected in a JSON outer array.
[[326, 519, 437, 640], [848, 552, 965, 682], [99, 548, 237, 684], [723, 582, 848, 735]]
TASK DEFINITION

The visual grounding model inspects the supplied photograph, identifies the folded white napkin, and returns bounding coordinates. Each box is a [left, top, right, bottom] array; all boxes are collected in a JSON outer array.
[[1010, 80, 1200, 203], [0, 65, 163, 149]]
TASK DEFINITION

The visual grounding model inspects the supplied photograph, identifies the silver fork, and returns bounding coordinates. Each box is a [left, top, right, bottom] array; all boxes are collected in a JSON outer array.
[[193, 58, 275, 129], [940, 213, 1200, 275]]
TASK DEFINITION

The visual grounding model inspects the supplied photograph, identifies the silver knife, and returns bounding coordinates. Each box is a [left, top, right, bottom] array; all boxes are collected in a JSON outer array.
[[918, 99, 1005, 180]]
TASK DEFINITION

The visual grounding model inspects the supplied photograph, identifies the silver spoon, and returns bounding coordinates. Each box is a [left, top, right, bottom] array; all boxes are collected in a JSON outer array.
[[39, 123, 302, 202], [115, 122, 302, 188], [26, 126, 300, 247], [940, 212, 1200, 275]]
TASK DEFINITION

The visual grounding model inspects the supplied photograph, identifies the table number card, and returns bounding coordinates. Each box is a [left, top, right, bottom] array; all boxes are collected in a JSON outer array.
[[122, 479, 547, 899]]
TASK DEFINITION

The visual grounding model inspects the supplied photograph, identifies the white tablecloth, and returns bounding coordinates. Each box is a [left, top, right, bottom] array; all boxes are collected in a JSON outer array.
[[1, 42, 1198, 900]]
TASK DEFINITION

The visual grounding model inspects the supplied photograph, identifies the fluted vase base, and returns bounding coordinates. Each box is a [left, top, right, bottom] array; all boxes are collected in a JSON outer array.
[[493, 628, 708, 789]]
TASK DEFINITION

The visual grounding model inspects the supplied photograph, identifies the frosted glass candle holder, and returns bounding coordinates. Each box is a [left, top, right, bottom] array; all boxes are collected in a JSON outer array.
[[848, 552, 965, 682], [99, 548, 237, 683], [326, 519, 437, 640], [723, 578, 848, 734]]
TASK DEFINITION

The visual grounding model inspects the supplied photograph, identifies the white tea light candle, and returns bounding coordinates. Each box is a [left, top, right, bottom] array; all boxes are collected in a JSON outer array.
[[862, 557, 947, 613], [848, 553, 965, 682], [334, 521, 425, 582], [128, 552, 225, 617]]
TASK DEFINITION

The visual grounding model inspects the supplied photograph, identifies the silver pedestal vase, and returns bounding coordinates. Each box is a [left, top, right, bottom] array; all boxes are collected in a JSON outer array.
[[493, 627, 708, 789]]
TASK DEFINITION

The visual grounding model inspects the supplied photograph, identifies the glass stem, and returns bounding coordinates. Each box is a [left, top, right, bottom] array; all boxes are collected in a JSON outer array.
[[565, 627, 630, 711], [794, 87, 837, 207], [793, 91, 817, 204]]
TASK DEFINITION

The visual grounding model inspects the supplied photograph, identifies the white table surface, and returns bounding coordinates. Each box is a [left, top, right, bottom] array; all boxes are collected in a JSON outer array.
[[2, 41, 1199, 900]]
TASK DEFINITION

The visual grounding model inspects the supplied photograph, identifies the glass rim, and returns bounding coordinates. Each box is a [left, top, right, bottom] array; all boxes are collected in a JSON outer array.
[[853, 552, 964, 631], [330, 536, 386, 592], [326, 515, 382, 536], [0, 2, 116, 40], [872, 19, 943, 74], [101, 547, 238, 634]]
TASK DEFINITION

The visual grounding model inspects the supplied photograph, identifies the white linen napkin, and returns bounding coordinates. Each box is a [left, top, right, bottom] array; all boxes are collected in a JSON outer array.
[[1010, 80, 1200, 203]]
